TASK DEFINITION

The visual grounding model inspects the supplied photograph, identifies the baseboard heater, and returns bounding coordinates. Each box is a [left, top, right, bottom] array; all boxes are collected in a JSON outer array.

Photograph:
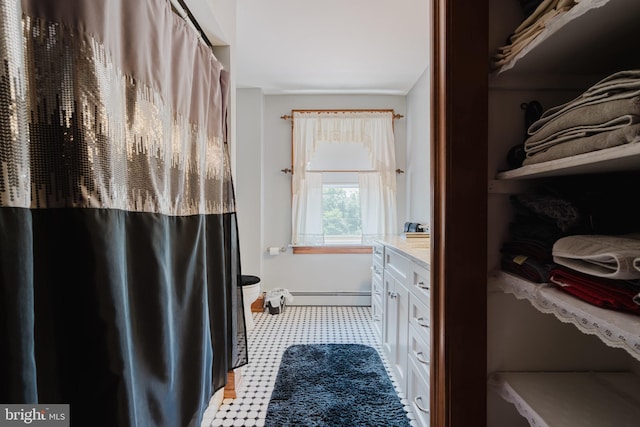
[[291, 291, 370, 297]]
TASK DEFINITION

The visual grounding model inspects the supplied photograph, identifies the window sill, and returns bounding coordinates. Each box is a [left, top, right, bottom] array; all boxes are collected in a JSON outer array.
[[292, 245, 373, 254]]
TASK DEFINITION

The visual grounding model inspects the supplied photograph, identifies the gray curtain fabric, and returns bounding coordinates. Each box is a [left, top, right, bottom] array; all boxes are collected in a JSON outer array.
[[0, 0, 246, 425]]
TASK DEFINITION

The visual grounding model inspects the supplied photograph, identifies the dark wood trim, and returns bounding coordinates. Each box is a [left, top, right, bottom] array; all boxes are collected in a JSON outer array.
[[431, 0, 488, 426], [292, 246, 372, 255]]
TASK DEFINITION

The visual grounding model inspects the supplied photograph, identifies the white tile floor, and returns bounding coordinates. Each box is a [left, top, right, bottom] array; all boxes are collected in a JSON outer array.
[[202, 306, 416, 427]]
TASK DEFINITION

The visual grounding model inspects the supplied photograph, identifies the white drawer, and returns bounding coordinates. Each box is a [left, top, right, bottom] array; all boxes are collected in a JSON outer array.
[[385, 247, 410, 281], [371, 296, 383, 339], [407, 356, 430, 427], [371, 261, 384, 284], [410, 264, 430, 308], [409, 292, 430, 339], [409, 321, 430, 382], [372, 242, 384, 264], [372, 275, 383, 301]]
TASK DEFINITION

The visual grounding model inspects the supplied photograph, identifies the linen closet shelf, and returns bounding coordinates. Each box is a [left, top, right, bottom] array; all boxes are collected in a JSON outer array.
[[491, 0, 640, 81], [488, 0, 640, 425], [495, 143, 640, 180], [488, 271, 640, 361], [488, 371, 640, 427]]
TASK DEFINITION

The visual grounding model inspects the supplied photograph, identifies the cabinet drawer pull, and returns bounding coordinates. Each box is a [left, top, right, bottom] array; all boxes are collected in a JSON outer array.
[[416, 351, 429, 365], [414, 396, 429, 414], [417, 317, 429, 328], [417, 281, 429, 290]]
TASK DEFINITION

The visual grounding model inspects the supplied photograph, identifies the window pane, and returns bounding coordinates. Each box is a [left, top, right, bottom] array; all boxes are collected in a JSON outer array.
[[322, 184, 361, 244]]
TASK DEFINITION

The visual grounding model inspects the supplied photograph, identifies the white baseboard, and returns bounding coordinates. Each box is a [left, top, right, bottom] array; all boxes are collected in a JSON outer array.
[[289, 292, 371, 306]]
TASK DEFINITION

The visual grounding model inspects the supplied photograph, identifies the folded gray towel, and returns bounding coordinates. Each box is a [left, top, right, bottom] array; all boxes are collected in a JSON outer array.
[[525, 115, 640, 155], [553, 234, 640, 279], [522, 123, 640, 164], [529, 70, 640, 132], [581, 70, 640, 98], [527, 96, 640, 143]]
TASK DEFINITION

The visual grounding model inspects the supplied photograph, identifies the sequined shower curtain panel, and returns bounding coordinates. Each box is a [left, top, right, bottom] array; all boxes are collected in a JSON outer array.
[[0, 0, 246, 425]]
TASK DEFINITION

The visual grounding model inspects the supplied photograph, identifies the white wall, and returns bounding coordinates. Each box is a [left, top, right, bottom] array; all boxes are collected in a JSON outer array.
[[406, 68, 431, 229], [235, 89, 264, 276]]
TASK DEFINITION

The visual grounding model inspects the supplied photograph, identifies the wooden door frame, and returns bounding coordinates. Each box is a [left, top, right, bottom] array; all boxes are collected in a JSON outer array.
[[430, 1, 488, 426]]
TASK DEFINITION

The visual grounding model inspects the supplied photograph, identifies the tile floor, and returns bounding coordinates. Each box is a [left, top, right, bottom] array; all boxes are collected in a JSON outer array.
[[201, 305, 416, 427]]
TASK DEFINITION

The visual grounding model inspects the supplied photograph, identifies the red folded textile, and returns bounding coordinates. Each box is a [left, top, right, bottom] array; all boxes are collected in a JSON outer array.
[[549, 267, 640, 315]]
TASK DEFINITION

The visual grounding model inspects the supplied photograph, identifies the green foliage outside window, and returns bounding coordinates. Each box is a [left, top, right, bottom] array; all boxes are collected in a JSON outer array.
[[322, 186, 361, 237]]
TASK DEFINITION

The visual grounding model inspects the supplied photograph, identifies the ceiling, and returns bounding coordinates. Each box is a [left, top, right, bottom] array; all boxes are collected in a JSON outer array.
[[233, 0, 430, 95]]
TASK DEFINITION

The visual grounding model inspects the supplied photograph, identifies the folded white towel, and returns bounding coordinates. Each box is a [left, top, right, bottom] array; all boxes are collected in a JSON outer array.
[[553, 234, 640, 279]]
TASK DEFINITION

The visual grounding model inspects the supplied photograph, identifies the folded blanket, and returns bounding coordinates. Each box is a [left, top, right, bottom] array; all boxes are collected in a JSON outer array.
[[513, 0, 574, 36], [529, 70, 640, 131], [526, 96, 640, 143], [580, 69, 640, 98], [553, 234, 640, 279], [501, 254, 555, 283], [549, 267, 640, 314], [525, 115, 640, 155], [492, 25, 547, 69], [523, 123, 640, 164], [501, 238, 554, 263], [491, 0, 574, 69]]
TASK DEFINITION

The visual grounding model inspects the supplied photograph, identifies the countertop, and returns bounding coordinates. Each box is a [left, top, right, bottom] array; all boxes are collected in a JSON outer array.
[[374, 235, 431, 269]]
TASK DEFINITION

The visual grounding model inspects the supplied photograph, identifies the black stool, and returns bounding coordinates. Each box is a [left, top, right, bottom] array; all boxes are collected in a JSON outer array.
[[241, 275, 261, 287]]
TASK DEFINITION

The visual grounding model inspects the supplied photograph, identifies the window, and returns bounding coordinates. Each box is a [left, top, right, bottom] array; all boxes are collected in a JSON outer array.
[[290, 110, 398, 249], [322, 181, 361, 244]]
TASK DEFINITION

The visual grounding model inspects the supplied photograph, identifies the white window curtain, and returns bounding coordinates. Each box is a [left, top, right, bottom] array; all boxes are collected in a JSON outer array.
[[291, 172, 324, 245], [291, 110, 398, 245]]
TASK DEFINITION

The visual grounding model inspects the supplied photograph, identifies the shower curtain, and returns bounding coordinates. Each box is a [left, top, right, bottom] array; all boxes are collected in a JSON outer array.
[[0, 0, 247, 426]]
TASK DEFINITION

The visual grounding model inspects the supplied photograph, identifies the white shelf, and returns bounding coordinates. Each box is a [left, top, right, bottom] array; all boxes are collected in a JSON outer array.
[[488, 270, 640, 361], [492, 0, 640, 83], [495, 143, 640, 179], [488, 371, 640, 427]]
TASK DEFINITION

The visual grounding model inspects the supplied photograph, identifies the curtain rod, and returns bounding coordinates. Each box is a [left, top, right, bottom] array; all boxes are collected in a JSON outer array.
[[280, 109, 404, 121], [281, 168, 405, 174], [171, 0, 214, 49]]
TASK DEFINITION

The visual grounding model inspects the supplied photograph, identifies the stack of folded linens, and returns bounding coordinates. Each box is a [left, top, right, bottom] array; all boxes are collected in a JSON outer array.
[[499, 189, 588, 283], [492, 0, 577, 70], [523, 70, 640, 165], [549, 234, 640, 314], [549, 267, 640, 314]]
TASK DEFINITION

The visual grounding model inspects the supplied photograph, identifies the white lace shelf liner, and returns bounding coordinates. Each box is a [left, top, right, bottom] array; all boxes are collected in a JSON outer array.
[[488, 271, 640, 361], [488, 371, 640, 427]]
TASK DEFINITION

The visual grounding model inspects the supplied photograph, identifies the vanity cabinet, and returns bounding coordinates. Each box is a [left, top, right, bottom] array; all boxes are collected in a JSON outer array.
[[372, 237, 430, 427], [382, 264, 409, 387]]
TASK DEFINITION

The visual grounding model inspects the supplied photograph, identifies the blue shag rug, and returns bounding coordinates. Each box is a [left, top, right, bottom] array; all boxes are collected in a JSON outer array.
[[264, 343, 411, 426]]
